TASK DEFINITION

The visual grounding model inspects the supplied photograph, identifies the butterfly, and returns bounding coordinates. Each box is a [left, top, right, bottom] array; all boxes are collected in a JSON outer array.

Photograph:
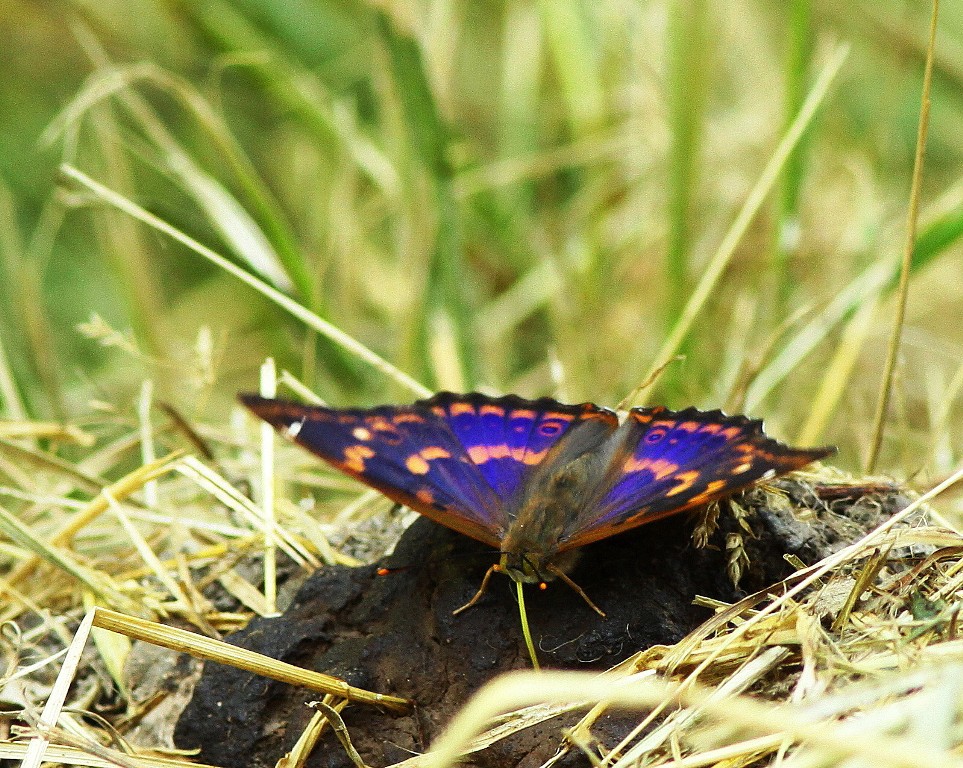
[[240, 392, 834, 615]]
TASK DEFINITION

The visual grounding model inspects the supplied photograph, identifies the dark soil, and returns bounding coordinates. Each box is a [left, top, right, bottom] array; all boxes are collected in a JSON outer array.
[[174, 480, 909, 768]]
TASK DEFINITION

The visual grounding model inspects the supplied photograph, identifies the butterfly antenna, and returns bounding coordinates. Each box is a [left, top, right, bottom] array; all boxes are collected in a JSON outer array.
[[515, 580, 541, 670], [545, 564, 606, 618]]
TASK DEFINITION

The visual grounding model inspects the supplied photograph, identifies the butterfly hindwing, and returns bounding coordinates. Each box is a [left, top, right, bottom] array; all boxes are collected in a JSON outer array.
[[239, 395, 507, 546], [560, 406, 834, 549], [422, 392, 619, 502]]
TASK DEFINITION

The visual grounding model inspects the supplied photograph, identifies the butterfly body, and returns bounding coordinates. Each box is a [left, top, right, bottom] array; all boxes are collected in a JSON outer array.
[[241, 392, 834, 599]]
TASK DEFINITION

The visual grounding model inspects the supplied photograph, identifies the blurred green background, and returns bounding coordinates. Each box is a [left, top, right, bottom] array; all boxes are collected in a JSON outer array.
[[1, 0, 962, 478]]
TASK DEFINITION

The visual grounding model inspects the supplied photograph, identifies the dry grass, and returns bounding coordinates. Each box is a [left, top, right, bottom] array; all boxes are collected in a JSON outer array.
[[4, 1, 963, 766]]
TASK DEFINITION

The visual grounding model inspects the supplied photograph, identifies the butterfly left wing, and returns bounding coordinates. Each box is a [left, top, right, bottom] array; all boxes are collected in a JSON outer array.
[[558, 406, 835, 550], [239, 395, 508, 547]]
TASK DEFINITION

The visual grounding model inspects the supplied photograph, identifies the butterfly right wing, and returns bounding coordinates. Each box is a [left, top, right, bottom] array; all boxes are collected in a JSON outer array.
[[239, 395, 508, 547]]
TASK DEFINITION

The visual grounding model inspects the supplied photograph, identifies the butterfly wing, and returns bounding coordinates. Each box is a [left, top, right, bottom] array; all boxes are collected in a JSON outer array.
[[239, 395, 508, 547], [558, 406, 835, 550], [421, 392, 619, 505]]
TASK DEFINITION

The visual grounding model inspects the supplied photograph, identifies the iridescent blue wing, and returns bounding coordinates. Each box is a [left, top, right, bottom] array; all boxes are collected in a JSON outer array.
[[239, 395, 508, 547], [421, 392, 619, 503], [559, 406, 834, 550]]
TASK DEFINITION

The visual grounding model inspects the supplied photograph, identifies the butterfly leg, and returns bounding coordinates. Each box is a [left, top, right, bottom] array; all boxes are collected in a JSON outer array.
[[452, 563, 500, 615], [546, 564, 606, 617]]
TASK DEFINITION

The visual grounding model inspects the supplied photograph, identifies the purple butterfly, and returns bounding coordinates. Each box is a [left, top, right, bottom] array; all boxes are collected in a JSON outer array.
[[240, 392, 833, 614]]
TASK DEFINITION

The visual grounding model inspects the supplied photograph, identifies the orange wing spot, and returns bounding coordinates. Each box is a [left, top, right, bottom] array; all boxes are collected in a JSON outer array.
[[623, 456, 650, 473], [733, 461, 753, 474], [686, 479, 729, 506], [722, 426, 742, 440], [415, 487, 435, 505], [405, 454, 430, 474], [420, 446, 451, 460], [650, 458, 680, 480], [543, 411, 575, 423], [479, 404, 506, 417], [677, 421, 700, 433], [522, 448, 548, 465], [510, 409, 536, 420], [343, 444, 376, 472], [467, 445, 489, 463], [392, 412, 426, 424], [511, 446, 527, 461], [666, 470, 701, 496], [449, 402, 476, 416], [704, 479, 727, 495], [699, 423, 722, 434], [351, 427, 372, 441], [632, 412, 653, 425], [431, 406, 445, 417], [621, 457, 679, 479], [652, 419, 676, 430], [487, 444, 511, 459], [337, 415, 356, 424]]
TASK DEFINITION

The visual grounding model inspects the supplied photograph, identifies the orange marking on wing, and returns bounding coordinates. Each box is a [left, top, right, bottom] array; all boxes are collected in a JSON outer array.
[[733, 461, 753, 474], [665, 470, 700, 496], [722, 426, 742, 440], [421, 446, 451, 460], [392, 412, 426, 424], [623, 456, 650, 473], [431, 406, 445, 417], [684, 480, 730, 506], [479, 404, 506, 417], [677, 421, 700, 433], [543, 411, 575, 422], [415, 487, 435, 505], [351, 427, 372, 441], [405, 455, 430, 474], [449, 402, 476, 416], [652, 419, 676, 430], [343, 445, 376, 472], [522, 448, 548, 465], [511, 446, 527, 461], [704, 479, 727, 495], [510, 409, 536, 420], [699, 423, 722, 434], [487, 444, 511, 459], [467, 445, 489, 463], [622, 457, 679, 479]]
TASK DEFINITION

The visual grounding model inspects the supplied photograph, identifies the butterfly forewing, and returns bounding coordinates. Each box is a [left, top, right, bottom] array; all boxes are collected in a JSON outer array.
[[559, 406, 834, 550], [239, 394, 507, 546]]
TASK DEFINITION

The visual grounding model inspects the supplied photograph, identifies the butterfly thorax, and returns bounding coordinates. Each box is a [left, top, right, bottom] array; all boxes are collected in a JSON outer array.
[[499, 454, 600, 582]]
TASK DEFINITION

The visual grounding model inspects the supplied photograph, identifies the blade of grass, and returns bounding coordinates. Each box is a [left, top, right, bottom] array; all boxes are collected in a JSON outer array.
[[774, 0, 813, 308], [743, 260, 891, 412], [665, 0, 708, 338], [60, 164, 431, 398], [20, 610, 96, 768], [535, 0, 605, 137], [376, 10, 476, 389], [91, 607, 412, 713], [636, 43, 849, 406], [796, 297, 878, 445], [866, 0, 939, 472], [0, 502, 135, 611]]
